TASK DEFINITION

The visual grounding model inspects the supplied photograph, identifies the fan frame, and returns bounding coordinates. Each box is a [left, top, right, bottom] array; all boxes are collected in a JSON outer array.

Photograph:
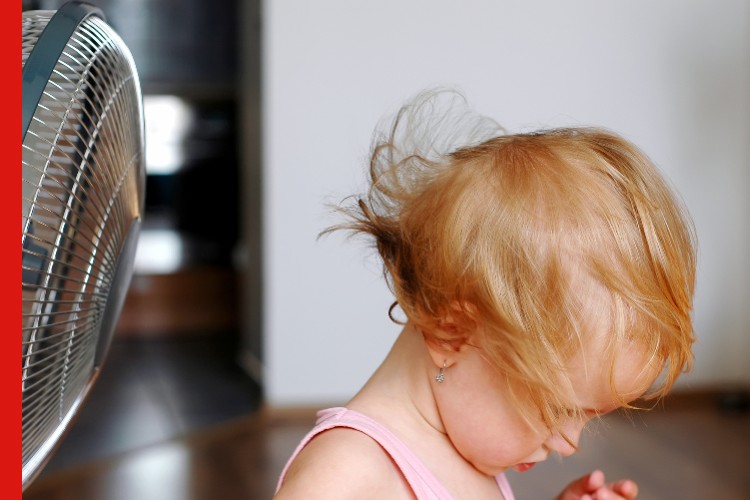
[[22, 1, 103, 141], [22, 1, 144, 488]]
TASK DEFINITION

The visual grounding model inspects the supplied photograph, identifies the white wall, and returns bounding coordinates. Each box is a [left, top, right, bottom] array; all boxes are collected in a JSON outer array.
[[260, 0, 750, 406]]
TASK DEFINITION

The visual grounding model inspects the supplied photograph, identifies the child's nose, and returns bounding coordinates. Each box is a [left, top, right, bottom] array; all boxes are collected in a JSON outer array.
[[546, 420, 585, 457]]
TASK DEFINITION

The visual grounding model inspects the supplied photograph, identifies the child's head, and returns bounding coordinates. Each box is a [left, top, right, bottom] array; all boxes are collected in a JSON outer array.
[[334, 90, 697, 432]]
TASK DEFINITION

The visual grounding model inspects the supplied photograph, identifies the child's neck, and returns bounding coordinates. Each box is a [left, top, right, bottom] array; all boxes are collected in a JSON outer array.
[[345, 326, 502, 495], [347, 324, 446, 437]]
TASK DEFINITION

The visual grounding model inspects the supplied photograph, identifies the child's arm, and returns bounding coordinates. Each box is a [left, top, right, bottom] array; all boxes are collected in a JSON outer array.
[[274, 428, 414, 499], [555, 469, 639, 500]]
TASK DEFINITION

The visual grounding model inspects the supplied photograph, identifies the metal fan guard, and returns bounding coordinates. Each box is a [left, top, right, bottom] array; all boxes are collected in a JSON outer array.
[[22, 2, 145, 488]]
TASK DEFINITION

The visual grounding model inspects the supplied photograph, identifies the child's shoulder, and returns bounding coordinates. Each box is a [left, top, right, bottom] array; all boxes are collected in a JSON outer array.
[[275, 427, 414, 499]]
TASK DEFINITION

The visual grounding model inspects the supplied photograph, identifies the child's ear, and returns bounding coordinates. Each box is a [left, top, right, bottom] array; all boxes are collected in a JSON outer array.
[[423, 335, 460, 369], [422, 300, 479, 367], [422, 328, 469, 369]]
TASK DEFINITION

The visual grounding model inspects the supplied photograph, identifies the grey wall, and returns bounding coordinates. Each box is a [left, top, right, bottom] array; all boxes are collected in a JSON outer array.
[[256, 0, 750, 406]]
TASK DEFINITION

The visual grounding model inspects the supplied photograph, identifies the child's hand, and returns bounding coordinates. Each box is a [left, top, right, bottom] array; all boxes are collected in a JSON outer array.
[[555, 469, 639, 500]]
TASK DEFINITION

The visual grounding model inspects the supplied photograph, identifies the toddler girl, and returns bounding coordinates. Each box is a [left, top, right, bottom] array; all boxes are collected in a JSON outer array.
[[274, 91, 696, 499]]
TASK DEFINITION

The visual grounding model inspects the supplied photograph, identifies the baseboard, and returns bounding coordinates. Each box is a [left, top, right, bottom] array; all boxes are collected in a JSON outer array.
[[257, 386, 750, 421], [659, 386, 750, 412]]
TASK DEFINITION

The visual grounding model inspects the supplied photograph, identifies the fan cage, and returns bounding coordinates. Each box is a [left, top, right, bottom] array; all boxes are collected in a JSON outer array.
[[22, 6, 145, 486]]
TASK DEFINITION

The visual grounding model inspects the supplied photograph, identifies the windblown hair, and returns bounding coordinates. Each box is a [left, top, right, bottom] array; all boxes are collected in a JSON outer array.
[[328, 90, 697, 429]]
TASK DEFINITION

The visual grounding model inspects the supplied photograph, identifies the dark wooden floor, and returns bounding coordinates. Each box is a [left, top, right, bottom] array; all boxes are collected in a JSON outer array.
[[30, 333, 262, 478], [23, 386, 750, 499]]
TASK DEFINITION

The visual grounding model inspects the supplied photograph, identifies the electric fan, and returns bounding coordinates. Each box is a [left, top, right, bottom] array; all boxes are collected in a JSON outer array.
[[22, 1, 145, 488]]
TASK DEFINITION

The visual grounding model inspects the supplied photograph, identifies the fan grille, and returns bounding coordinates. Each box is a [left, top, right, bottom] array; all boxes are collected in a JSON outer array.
[[22, 9, 144, 485]]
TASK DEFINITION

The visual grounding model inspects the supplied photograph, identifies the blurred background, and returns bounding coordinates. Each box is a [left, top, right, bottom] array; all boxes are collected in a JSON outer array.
[[22, 0, 749, 499]]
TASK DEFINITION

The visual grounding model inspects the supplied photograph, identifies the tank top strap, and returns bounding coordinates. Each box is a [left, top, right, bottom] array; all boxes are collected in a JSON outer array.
[[277, 407, 514, 500]]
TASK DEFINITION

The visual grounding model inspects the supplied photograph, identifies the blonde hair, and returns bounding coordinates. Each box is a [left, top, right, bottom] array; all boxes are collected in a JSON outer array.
[[328, 90, 697, 429]]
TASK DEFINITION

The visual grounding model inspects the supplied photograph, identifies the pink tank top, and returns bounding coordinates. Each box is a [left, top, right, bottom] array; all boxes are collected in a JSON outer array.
[[276, 407, 515, 500]]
